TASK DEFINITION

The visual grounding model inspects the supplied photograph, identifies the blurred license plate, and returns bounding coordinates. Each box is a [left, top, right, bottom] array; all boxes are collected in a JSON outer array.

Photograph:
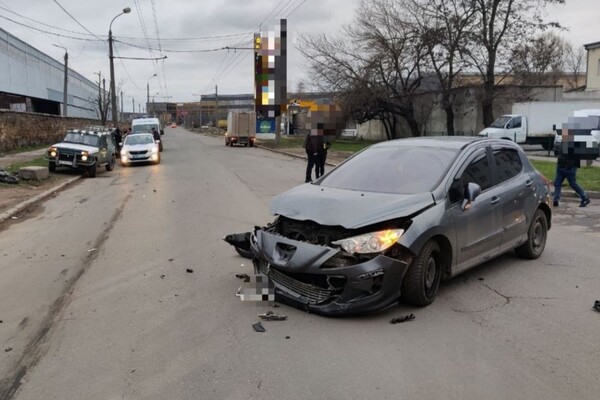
[[131, 155, 145, 159], [58, 160, 72, 165]]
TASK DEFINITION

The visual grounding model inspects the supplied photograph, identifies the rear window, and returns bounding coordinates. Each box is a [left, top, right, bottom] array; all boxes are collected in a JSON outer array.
[[319, 146, 458, 194], [132, 124, 159, 133], [125, 135, 154, 145]]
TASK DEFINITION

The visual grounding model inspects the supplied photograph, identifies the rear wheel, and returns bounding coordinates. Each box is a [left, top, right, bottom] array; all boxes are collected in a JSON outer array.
[[401, 241, 442, 307], [49, 161, 56, 172], [515, 209, 548, 259]]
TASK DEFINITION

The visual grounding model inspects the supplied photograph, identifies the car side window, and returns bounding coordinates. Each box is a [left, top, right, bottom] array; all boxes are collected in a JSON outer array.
[[493, 148, 523, 184], [512, 117, 521, 128], [460, 151, 492, 191]]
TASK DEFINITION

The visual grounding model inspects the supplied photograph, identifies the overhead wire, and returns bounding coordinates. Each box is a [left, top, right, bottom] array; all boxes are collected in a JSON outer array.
[[51, 0, 103, 40], [150, 0, 168, 97], [0, 14, 102, 41]]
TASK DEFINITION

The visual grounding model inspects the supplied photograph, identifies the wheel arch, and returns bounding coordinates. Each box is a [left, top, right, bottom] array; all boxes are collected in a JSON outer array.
[[538, 202, 552, 230]]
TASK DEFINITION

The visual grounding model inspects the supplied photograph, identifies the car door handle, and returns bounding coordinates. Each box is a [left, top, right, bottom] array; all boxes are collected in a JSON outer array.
[[490, 196, 501, 205], [525, 180, 533, 187]]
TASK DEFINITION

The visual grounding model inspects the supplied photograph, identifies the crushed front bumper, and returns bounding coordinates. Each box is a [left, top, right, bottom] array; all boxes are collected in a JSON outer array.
[[250, 229, 409, 316]]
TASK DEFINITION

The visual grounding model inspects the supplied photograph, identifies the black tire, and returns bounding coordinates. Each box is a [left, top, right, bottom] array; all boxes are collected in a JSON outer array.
[[249, 141, 254, 148], [234, 246, 253, 259], [87, 162, 97, 178], [225, 139, 229, 146], [401, 241, 442, 307], [49, 161, 56, 172], [515, 209, 548, 259], [106, 156, 115, 171]]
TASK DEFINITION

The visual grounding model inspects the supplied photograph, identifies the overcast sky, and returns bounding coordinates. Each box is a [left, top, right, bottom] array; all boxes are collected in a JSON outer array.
[[1, 0, 597, 111]]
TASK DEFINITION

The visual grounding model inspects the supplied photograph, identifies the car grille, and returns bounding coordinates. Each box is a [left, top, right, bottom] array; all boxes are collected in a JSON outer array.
[[58, 152, 77, 161], [129, 150, 148, 155], [256, 260, 335, 305]]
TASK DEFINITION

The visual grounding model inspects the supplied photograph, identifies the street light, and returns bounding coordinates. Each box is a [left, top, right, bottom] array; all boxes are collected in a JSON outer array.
[[108, 6, 131, 127], [53, 44, 68, 116], [147, 73, 157, 115]]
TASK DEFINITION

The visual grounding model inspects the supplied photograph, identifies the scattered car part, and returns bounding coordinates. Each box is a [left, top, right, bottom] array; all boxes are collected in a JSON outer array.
[[252, 322, 265, 332], [223, 232, 253, 259], [186, 268, 194, 273], [390, 313, 415, 324], [258, 311, 287, 321], [594, 300, 600, 312], [235, 273, 251, 282], [0, 168, 19, 184]]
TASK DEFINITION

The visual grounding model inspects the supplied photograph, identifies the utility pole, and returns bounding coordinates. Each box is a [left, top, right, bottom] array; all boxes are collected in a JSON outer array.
[[215, 84, 219, 125], [53, 44, 68, 116], [108, 7, 131, 127], [103, 78, 107, 123], [132, 98, 135, 118], [120, 90, 123, 124]]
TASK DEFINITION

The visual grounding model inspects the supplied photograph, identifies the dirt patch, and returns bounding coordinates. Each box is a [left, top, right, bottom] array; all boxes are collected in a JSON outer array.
[[0, 172, 78, 215]]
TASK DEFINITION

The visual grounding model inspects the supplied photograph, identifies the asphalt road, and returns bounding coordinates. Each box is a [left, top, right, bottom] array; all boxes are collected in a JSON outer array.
[[1, 127, 599, 400]]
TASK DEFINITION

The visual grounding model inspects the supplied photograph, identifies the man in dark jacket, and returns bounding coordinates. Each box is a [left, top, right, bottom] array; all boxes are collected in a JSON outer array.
[[304, 133, 323, 183], [553, 153, 590, 207]]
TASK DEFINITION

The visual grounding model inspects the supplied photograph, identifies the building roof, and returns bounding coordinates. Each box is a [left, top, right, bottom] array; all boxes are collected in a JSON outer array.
[[584, 41, 600, 50]]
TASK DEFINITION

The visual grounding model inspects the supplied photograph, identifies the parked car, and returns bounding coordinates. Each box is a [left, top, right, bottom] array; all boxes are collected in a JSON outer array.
[[46, 129, 116, 178], [120, 133, 161, 165], [225, 137, 552, 315]]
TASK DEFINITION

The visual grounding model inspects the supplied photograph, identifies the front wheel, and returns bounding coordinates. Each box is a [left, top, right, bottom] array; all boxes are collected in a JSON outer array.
[[106, 156, 115, 171], [87, 162, 97, 178], [401, 241, 442, 307], [515, 209, 548, 259]]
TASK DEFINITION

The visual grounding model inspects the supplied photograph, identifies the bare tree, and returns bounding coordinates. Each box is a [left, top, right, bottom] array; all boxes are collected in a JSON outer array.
[[563, 41, 586, 90], [510, 32, 565, 85], [299, 0, 426, 137], [407, 0, 476, 135], [465, 0, 565, 127]]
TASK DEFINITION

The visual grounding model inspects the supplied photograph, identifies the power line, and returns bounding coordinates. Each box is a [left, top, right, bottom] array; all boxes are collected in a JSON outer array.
[[114, 39, 228, 53], [285, 0, 307, 17], [51, 0, 103, 40], [0, 14, 103, 41]]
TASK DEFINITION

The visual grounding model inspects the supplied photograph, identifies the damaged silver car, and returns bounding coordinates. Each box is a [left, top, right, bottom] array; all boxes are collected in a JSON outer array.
[[225, 137, 552, 315]]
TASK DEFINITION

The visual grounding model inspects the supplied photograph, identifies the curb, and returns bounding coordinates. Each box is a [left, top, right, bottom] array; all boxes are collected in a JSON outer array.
[[255, 145, 338, 167], [0, 175, 81, 224]]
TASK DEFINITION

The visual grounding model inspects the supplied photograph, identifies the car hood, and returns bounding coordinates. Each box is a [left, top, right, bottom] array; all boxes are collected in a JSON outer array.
[[270, 184, 435, 229], [123, 144, 155, 151], [478, 127, 504, 136], [52, 143, 98, 153]]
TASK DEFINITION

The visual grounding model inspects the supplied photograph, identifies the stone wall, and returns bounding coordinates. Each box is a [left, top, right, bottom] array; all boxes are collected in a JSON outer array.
[[0, 110, 102, 152]]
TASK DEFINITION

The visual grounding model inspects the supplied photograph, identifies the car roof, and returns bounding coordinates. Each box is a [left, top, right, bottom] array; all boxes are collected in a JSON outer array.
[[371, 136, 484, 150], [66, 129, 111, 136], [132, 118, 159, 124]]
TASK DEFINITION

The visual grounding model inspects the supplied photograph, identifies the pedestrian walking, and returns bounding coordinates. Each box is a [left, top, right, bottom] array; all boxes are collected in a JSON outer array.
[[113, 127, 122, 153], [553, 153, 590, 207]]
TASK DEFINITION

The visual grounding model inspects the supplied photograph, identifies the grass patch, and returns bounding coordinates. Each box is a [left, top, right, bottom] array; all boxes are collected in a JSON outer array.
[[530, 159, 600, 192], [0, 144, 48, 157], [5, 155, 48, 174], [330, 140, 377, 153], [256, 136, 305, 149]]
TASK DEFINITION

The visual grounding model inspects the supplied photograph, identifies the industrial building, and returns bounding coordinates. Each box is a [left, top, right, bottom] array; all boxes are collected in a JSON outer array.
[[0, 27, 105, 119]]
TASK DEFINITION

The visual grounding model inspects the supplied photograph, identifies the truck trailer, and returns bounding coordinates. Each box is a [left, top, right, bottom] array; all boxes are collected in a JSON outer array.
[[225, 111, 256, 147], [478, 101, 600, 149]]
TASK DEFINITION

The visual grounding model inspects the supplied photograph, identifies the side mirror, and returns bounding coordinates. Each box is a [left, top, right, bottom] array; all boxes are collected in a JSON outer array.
[[461, 182, 481, 211], [160, 130, 164, 135]]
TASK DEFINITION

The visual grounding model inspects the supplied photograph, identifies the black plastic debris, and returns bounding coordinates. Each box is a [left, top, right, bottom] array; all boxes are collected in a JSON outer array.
[[273, 304, 280, 308], [235, 273, 250, 282], [168, 258, 174, 262], [285, 336, 290, 339], [593, 300, 600, 312], [259, 311, 287, 321], [390, 313, 415, 324], [0, 169, 18, 184], [0, 320, 3, 323], [160, 274, 165, 279], [252, 322, 265, 332], [4, 347, 12, 352], [186, 268, 194, 273], [478, 277, 484, 281], [153, 190, 157, 192]]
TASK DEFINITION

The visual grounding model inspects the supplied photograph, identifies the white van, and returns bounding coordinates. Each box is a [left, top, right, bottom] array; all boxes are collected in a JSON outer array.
[[131, 117, 163, 136]]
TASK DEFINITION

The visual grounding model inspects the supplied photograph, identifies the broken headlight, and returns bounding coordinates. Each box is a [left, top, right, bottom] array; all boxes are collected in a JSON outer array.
[[332, 229, 404, 254]]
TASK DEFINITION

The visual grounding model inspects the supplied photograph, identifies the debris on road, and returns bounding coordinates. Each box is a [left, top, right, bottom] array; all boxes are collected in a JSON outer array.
[[285, 336, 290, 339], [153, 189, 157, 192], [273, 304, 280, 308], [160, 274, 165, 279], [259, 311, 287, 321], [168, 258, 174, 262], [186, 268, 194, 273], [4, 347, 12, 352], [478, 277, 484, 281], [252, 322, 266, 333], [594, 300, 600, 312], [0, 168, 19, 184], [87, 248, 97, 253], [390, 313, 416, 324], [235, 273, 250, 282]]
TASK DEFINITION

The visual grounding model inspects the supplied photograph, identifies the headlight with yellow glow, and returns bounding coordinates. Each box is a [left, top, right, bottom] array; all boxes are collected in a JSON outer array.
[[332, 229, 404, 254], [151, 146, 158, 153], [49, 147, 57, 157]]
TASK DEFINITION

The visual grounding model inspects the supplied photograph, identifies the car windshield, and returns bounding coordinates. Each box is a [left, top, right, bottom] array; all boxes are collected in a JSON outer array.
[[319, 145, 458, 194], [132, 124, 158, 133], [125, 134, 154, 145], [63, 132, 99, 147], [490, 116, 512, 128]]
